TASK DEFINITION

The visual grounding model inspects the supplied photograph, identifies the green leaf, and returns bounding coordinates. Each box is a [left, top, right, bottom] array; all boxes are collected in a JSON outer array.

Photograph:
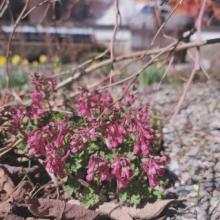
[[70, 157, 82, 172], [119, 191, 128, 203], [127, 152, 136, 161], [51, 112, 66, 120], [152, 190, 162, 200], [17, 142, 26, 151], [133, 166, 140, 176], [22, 116, 29, 124], [139, 64, 164, 86], [105, 152, 114, 162], [65, 184, 77, 195], [81, 188, 100, 208], [88, 142, 98, 154], [130, 194, 141, 205]]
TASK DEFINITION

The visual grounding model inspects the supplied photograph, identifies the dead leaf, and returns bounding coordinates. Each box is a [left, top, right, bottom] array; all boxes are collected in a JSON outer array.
[[28, 198, 65, 219], [67, 199, 81, 206], [0, 177, 176, 220], [0, 200, 11, 215], [121, 206, 137, 218], [0, 166, 15, 202], [0, 179, 100, 220], [28, 198, 100, 220], [12, 181, 33, 202], [97, 202, 133, 220], [3, 214, 25, 220], [134, 199, 177, 220], [0, 181, 33, 218], [64, 202, 101, 220], [97, 200, 179, 220], [1, 164, 39, 176]]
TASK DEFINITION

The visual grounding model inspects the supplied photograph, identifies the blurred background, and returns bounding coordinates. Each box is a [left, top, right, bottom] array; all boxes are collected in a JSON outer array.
[[0, 0, 220, 88]]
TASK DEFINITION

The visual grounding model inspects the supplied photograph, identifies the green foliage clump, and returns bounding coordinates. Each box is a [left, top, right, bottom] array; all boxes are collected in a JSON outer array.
[[139, 63, 164, 86]]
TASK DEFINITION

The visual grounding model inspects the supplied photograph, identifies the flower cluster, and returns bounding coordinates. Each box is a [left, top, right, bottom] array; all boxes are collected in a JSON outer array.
[[105, 122, 126, 149], [75, 90, 167, 189], [143, 155, 169, 187], [86, 155, 111, 182], [76, 90, 113, 121], [27, 121, 69, 176], [11, 75, 169, 204], [86, 154, 133, 189], [125, 105, 154, 157], [111, 155, 133, 189], [13, 108, 27, 127], [30, 73, 56, 118]]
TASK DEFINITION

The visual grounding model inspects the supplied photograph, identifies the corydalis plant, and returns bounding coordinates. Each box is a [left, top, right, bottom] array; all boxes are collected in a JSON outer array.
[[12, 74, 169, 206]]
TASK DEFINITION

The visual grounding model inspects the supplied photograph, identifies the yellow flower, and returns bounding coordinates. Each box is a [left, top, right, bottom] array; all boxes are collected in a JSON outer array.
[[11, 54, 21, 65], [0, 55, 6, 66], [39, 54, 48, 64], [22, 59, 29, 65], [32, 61, 39, 67]]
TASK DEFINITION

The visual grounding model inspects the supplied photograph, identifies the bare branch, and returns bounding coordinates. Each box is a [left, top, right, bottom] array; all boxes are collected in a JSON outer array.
[[151, 0, 183, 46], [5, 0, 30, 88], [0, 0, 9, 18], [110, 0, 120, 62], [22, 0, 52, 20], [171, 51, 199, 123], [171, 0, 207, 123], [56, 38, 220, 89]]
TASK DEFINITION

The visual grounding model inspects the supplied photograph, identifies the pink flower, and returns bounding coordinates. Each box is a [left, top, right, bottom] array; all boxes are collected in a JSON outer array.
[[32, 74, 57, 93], [46, 153, 65, 177], [124, 104, 154, 157], [76, 90, 113, 121], [27, 130, 46, 155], [54, 122, 68, 147], [31, 103, 46, 119], [124, 90, 135, 106], [106, 122, 126, 149], [30, 90, 46, 119], [143, 156, 169, 187], [31, 91, 43, 105], [111, 155, 133, 189], [100, 91, 113, 109], [86, 155, 111, 182], [133, 129, 154, 156], [47, 76, 57, 91], [32, 75, 43, 92], [78, 102, 92, 120], [27, 121, 69, 177], [13, 108, 27, 126], [88, 127, 98, 140], [70, 137, 83, 154]]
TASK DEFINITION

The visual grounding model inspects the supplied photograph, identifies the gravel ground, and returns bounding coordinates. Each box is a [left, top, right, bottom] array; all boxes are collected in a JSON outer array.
[[143, 80, 220, 220]]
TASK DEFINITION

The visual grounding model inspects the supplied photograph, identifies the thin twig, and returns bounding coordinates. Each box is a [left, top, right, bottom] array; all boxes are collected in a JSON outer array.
[[54, 49, 109, 77], [196, 0, 208, 40], [110, 0, 120, 62], [0, 139, 22, 158], [98, 43, 176, 90], [0, 0, 9, 17], [159, 56, 174, 87], [56, 38, 220, 89], [21, 0, 54, 20], [171, 51, 199, 123], [171, 0, 207, 123], [151, 0, 183, 46], [188, 50, 210, 79], [6, 0, 30, 88]]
